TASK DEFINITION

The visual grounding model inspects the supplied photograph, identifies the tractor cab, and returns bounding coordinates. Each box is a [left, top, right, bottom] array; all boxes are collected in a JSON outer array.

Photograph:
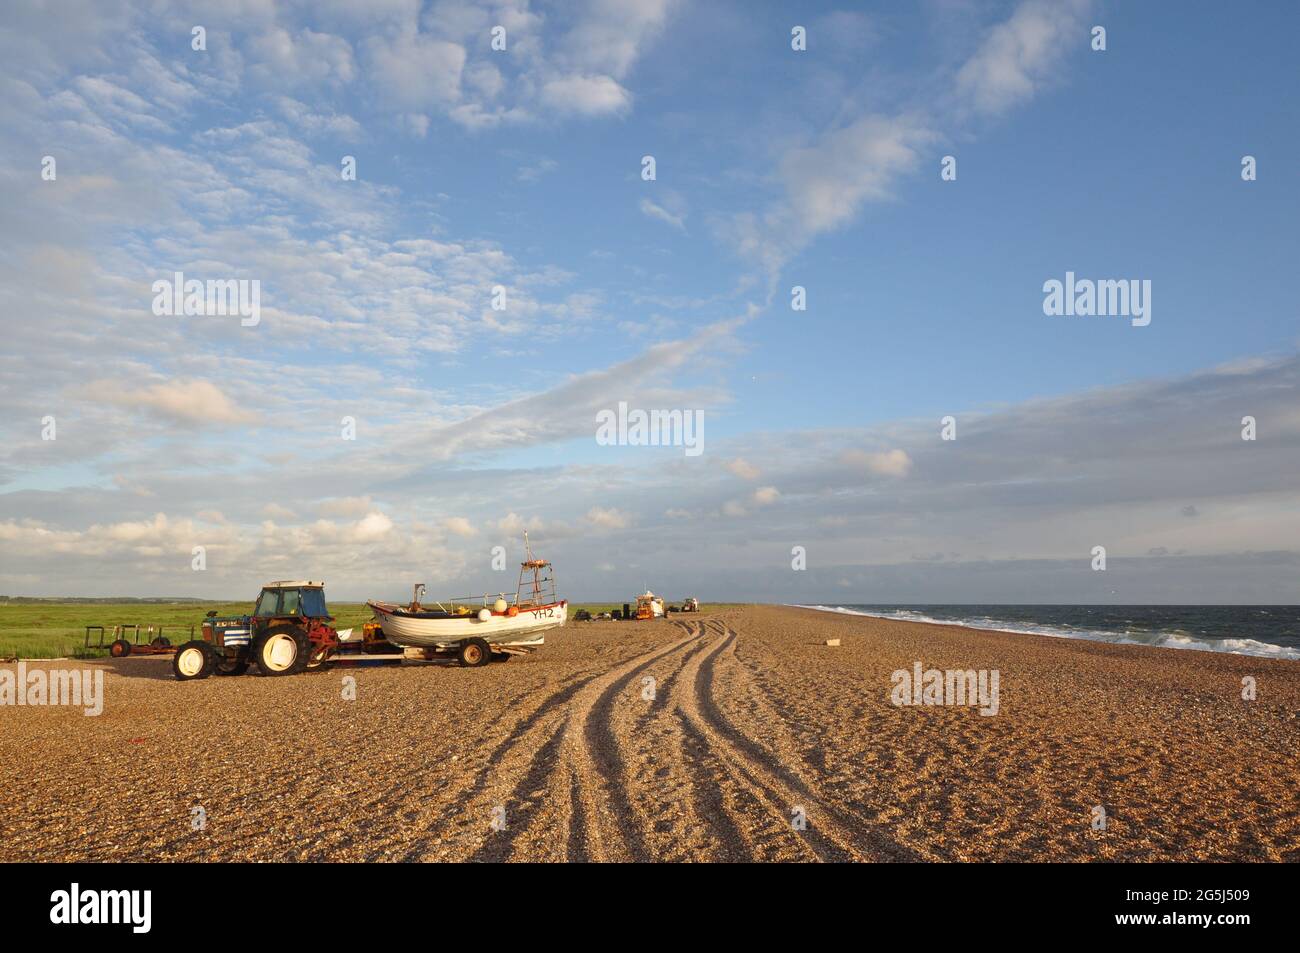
[[253, 581, 331, 621]]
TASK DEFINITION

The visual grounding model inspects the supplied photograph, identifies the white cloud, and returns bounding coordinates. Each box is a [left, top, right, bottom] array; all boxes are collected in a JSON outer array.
[[100, 379, 258, 428], [540, 74, 631, 116], [465, 61, 505, 100], [726, 458, 760, 481], [319, 496, 375, 519], [354, 511, 394, 540], [369, 316, 741, 466], [444, 516, 477, 537], [780, 114, 933, 238], [496, 512, 547, 537], [841, 448, 913, 477], [752, 486, 780, 506], [273, 96, 362, 139], [639, 197, 685, 230], [563, 0, 678, 79], [955, 0, 1090, 115], [248, 27, 357, 89], [731, 0, 1088, 282], [356, 0, 676, 127], [364, 31, 465, 109], [586, 506, 630, 529], [721, 499, 748, 518]]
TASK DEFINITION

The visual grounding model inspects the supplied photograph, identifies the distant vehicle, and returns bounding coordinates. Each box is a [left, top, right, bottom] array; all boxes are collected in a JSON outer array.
[[172, 581, 340, 681], [635, 590, 666, 620], [681, 597, 700, 613]]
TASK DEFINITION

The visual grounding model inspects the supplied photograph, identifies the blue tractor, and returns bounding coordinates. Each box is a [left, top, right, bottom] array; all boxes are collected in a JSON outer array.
[[172, 580, 340, 680]]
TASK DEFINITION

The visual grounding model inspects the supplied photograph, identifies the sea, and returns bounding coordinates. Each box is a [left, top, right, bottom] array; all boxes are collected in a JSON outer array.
[[798, 604, 1300, 660]]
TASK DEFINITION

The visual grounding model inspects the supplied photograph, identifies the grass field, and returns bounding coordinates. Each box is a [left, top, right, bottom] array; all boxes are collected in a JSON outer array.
[[0, 600, 728, 658], [0, 600, 370, 659]]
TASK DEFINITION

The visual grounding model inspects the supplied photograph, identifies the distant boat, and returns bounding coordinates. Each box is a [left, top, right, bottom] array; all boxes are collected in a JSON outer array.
[[367, 535, 566, 650], [636, 590, 665, 619]]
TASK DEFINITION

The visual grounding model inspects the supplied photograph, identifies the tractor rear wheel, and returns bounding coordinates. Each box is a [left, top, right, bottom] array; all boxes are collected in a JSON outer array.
[[109, 639, 132, 658], [458, 637, 492, 668], [173, 641, 213, 680], [253, 628, 309, 677]]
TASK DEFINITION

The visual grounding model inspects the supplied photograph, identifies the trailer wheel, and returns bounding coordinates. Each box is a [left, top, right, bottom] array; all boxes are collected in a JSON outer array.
[[458, 637, 492, 667], [214, 656, 249, 676], [173, 641, 213, 680], [109, 639, 132, 658], [150, 636, 171, 649], [253, 628, 309, 676]]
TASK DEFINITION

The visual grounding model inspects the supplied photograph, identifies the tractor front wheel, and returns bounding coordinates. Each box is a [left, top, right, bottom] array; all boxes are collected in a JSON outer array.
[[458, 637, 493, 668], [173, 641, 213, 680], [253, 628, 309, 677]]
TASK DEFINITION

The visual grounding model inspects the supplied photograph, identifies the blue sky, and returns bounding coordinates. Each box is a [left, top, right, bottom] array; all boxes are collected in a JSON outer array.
[[2, 0, 1299, 602]]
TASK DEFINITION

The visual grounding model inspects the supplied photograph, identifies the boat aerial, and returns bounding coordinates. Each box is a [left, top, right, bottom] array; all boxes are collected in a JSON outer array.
[[367, 534, 567, 651]]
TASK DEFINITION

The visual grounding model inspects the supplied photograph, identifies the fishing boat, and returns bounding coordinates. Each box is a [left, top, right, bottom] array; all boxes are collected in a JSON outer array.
[[635, 590, 665, 619], [367, 535, 567, 652]]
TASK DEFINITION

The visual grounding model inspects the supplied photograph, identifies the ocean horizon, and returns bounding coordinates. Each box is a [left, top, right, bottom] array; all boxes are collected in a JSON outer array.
[[798, 604, 1300, 660]]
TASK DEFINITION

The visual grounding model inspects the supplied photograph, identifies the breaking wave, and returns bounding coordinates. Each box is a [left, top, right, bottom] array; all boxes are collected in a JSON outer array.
[[795, 604, 1300, 661]]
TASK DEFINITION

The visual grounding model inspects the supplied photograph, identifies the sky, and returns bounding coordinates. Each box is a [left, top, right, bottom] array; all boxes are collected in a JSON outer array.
[[1, 0, 1299, 604]]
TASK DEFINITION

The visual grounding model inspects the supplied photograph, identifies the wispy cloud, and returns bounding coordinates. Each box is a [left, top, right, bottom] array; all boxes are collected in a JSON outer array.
[[94, 379, 259, 428], [639, 197, 686, 230], [955, 0, 1091, 115], [730, 0, 1093, 285]]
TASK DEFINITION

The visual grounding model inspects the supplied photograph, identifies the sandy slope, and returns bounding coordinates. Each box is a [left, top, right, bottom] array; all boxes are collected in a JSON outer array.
[[1, 606, 1296, 861]]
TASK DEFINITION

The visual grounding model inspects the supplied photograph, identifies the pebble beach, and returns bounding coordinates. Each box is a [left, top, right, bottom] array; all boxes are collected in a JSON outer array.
[[2, 605, 1296, 862]]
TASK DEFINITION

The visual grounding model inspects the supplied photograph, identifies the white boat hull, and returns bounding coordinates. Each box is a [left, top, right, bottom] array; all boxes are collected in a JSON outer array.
[[368, 600, 567, 649]]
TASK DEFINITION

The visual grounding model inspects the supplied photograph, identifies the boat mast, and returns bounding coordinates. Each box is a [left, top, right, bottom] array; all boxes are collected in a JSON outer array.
[[518, 530, 549, 606]]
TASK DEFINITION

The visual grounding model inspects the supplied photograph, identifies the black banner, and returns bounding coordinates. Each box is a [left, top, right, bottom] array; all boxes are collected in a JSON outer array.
[[10, 862, 1279, 941]]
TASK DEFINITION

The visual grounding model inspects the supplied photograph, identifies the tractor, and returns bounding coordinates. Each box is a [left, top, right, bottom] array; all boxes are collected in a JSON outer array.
[[172, 580, 340, 681]]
